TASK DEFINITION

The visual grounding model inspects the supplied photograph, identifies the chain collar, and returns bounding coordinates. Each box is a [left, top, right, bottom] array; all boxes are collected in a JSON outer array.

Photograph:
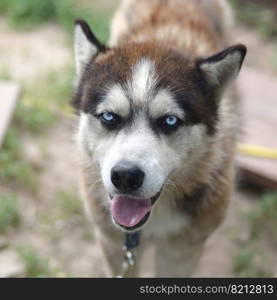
[[117, 231, 141, 277]]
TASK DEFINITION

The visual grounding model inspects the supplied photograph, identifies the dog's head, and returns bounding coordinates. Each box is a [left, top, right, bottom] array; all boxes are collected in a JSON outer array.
[[73, 20, 246, 231]]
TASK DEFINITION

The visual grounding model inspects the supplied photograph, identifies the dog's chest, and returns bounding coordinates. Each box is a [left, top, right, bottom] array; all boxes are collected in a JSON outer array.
[[143, 199, 190, 238]]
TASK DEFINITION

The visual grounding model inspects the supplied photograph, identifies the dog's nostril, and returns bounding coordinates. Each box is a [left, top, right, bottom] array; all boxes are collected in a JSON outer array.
[[111, 162, 145, 192]]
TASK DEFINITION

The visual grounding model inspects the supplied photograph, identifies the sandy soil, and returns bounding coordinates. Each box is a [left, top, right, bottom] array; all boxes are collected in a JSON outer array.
[[0, 19, 71, 81]]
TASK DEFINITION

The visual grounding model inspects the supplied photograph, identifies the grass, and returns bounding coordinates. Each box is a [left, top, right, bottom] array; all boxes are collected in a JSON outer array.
[[232, 192, 277, 277], [57, 189, 83, 218], [233, 247, 272, 277], [233, 248, 254, 275], [0, 0, 113, 42], [248, 192, 277, 245], [38, 188, 92, 242], [0, 66, 75, 187], [15, 102, 57, 134], [45, 67, 75, 111], [13, 66, 75, 134], [58, 188, 95, 241], [230, 0, 277, 40], [0, 0, 77, 31], [0, 68, 12, 81], [0, 193, 20, 233], [16, 246, 53, 277], [0, 128, 37, 189]]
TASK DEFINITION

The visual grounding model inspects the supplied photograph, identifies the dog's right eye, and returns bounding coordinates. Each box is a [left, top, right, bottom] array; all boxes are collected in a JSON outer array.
[[98, 112, 122, 129]]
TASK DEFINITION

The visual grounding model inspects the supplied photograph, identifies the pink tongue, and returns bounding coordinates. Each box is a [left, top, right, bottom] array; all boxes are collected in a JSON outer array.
[[111, 195, 151, 227]]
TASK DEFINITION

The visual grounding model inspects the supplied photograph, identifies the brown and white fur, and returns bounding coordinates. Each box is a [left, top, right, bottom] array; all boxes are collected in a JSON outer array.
[[73, 0, 246, 277]]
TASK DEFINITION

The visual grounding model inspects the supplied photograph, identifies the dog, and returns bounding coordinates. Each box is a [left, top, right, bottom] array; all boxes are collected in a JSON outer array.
[[73, 0, 246, 277]]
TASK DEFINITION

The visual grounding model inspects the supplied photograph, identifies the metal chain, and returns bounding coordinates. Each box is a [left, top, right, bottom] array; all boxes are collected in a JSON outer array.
[[118, 249, 136, 277], [117, 232, 140, 277]]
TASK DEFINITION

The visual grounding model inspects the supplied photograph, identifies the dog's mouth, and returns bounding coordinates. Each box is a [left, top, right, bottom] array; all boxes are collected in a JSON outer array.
[[110, 192, 161, 231]]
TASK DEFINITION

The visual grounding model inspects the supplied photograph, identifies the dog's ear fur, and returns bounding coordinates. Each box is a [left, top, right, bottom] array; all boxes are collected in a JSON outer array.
[[198, 44, 247, 94], [74, 19, 106, 77]]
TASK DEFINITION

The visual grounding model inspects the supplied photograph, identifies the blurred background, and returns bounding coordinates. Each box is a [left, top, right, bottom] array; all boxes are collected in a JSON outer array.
[[0, 0, 276, 277]]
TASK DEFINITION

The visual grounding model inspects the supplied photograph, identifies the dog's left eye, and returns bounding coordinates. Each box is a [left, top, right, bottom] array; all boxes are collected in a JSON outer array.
[[158, 115, 181, 133], [165, 116, 178, 126], [101, 112, 115, 122], [99, 112, 121, 129]]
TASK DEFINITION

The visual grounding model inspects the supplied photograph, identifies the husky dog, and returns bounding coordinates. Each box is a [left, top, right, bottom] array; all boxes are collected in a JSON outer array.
[[73, 0, 246, 277]]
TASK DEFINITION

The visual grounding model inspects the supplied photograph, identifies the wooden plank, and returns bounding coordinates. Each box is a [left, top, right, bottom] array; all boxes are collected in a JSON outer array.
[[236, 68, 277, 189], [0, 81, 20, 148]]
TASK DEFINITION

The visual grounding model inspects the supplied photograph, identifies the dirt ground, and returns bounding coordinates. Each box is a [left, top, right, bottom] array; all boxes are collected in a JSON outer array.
[[1, 9, 277, 277]]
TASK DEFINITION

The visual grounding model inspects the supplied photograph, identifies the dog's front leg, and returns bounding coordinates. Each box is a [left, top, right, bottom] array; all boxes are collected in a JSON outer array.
[[153, 236, 205, 277]]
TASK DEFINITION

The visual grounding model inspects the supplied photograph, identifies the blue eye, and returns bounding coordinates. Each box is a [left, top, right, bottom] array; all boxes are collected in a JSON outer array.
[[101, 112, 115, 122], [165, 116, 178, 126], [99, 112, 122, 130], [157, 115, 181, 134]]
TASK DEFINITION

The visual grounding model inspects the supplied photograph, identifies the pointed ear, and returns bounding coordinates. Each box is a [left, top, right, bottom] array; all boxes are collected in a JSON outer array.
[[198, 44, 247, 92], [74, 19, 106, 77]]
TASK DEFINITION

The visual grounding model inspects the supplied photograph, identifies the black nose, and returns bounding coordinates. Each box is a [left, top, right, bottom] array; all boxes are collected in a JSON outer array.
[[111, 162, 145, 193]]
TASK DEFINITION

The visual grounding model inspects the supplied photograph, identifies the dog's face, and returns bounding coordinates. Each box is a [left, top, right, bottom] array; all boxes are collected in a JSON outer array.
[[74, 20, 246, 231]]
